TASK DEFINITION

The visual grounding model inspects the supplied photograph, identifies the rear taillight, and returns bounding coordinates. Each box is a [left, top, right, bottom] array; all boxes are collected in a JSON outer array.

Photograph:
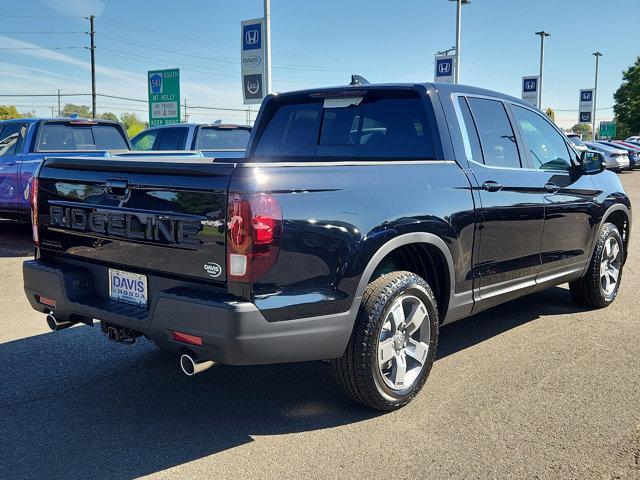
[[30, 177, 39, 246], [227, 193, 282, 282]]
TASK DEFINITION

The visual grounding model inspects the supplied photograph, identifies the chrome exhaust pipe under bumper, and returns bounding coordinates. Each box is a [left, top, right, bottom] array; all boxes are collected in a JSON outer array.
[[46, 313, 75, 331], [180, 353, 216, 376]]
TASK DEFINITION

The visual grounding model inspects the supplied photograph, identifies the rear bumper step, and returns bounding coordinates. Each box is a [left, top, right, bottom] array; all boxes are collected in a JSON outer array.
[[23, 259, 352, 365]]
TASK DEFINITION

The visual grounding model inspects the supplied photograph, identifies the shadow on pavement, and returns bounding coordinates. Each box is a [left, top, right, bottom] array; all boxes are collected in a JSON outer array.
[[0, 286, 581, 479], [0, 219, 32, 257]]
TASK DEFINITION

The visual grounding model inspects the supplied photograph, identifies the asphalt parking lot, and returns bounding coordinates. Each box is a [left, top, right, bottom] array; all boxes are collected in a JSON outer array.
[[0, 174, 639, 480]]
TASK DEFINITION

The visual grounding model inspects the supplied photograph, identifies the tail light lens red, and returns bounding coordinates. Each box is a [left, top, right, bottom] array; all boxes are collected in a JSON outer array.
[[227, 193, 282, 282], [30, 177, 39, 246]]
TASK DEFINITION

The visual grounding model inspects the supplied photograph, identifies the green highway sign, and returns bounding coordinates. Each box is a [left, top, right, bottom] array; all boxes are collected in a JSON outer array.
[[148, 68, 181, 126], [599, 121, 616, 139]]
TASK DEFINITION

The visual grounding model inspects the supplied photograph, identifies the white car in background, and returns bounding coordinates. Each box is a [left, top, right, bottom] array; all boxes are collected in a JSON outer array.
[[566, 133, 589, 152], [585, 141, 630, 171], [626, 136, 640, 143]]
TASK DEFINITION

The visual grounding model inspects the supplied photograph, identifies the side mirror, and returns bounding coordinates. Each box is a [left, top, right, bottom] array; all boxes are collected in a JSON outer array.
[[580, 150, 606, 174]]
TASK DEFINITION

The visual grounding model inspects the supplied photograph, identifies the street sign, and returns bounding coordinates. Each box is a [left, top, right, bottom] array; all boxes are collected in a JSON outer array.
[[578, 88, 594, 124], [599, 121, 616, 138], [521, 76, 539, 106], [434, 55, 455, 84], [241, 18, 267, 105], [148, 69, 180, 126]]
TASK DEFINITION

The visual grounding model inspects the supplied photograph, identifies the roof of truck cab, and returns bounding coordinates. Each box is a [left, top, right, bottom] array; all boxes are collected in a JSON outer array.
[[0, 117, 121, 125], [274, 82, 533, 109]]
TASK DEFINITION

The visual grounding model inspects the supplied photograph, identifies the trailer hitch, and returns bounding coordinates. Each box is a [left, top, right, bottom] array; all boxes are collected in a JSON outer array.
[[100, 322, 140, 344]]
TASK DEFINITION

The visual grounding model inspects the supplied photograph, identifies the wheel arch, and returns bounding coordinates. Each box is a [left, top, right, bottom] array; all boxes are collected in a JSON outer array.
[[596, 203, 632, 263], [351, 233, 456, 324]]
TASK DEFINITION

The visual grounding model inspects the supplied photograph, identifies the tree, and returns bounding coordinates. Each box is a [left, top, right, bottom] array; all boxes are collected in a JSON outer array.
[[60, 103, 91, 118], [571, 123, 592, 137], [120, 112, 147, 138], [613, 56, 640, 140], [98, 112, 118, 122], [545, 108, 556, 122], [0, 105, 34, 120]]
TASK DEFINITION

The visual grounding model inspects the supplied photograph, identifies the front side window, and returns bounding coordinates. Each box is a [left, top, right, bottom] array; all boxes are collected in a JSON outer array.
[[132, 130, 159, 151], [512, 105, 572, 171], [0, 123, 23, 157], [467, 97, 521, 169]]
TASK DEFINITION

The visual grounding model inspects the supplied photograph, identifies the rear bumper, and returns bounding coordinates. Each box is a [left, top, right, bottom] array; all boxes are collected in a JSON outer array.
[[23, 259, 352, 365]]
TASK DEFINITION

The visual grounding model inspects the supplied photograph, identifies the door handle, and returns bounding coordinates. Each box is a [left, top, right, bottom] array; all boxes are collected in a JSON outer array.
[[544, 182, 560, 194], [482, 180, 503, 192]]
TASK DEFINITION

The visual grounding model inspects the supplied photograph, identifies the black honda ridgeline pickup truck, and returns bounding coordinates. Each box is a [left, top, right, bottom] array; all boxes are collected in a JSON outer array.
[[23, 83, 631, 410]]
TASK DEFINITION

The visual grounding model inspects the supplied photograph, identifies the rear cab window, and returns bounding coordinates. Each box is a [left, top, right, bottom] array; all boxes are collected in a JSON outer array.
[[37, 121, 128, 151], [196, 127, 250, 150], [252, 89, 437, 161]]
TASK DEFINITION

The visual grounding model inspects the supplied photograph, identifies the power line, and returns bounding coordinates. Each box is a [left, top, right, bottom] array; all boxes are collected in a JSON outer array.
[[0, 46, 81, 50], [0, 31, 83, 34], [0, 14, 81, 19]]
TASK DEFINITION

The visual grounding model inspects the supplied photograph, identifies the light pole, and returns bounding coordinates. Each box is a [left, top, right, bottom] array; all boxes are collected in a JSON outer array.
[[264, 0, 272, 95], [592, 51, 603, 140], [534, 31, 550, 109], [448, 0, 470, 84]]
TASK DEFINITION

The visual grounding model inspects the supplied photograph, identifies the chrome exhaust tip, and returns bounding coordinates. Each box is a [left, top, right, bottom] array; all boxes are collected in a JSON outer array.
[[180, 353, 216, 376], [46, 313, 75, 332]]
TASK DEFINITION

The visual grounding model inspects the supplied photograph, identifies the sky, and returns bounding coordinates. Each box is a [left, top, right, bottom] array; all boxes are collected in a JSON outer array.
[[0, 0, 638, 127]]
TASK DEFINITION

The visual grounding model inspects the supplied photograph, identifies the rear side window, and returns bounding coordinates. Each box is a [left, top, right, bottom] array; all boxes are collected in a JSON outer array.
[[196, 127, 250, 150], [457, 97, 483, 164], [467, 98, 521, 169], [38, 123, 128, 151], [155, 127, 188, 150], [253, 92, 435, 161]]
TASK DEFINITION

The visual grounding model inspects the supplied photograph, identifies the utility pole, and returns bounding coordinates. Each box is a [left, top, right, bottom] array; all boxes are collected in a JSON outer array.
[[183, 99, 188, 123], [264, 0, 272, 94], [535, 31, 550, 109], [448, 0, 470, 84], [592, 51, 603, 140], [50, 107, 55, 117], [57, 89, 61, 116], [88, 15, 96, 118]]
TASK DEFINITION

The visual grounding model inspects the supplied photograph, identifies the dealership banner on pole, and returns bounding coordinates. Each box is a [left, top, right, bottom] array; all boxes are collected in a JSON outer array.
[[578, 88, 594, 124], [241, 18, 267, 105], [521, 76, 539, 106], [148, 69, 181, 126], [434, 55, 455, 84]]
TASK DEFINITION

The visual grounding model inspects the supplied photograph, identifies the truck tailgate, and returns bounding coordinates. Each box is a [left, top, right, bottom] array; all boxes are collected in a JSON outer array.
[[36, 157, 234, 283]]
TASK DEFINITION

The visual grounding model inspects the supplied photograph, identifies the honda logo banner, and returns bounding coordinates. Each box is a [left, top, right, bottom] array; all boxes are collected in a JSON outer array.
[[434, 55, 455, 84], [521, 76, 539, 106], [578, 89, 594, 124], [241, 18, 266, 105]]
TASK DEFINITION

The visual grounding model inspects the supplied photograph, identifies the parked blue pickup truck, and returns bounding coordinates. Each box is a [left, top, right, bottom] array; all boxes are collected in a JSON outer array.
[[0, 118, 131, 220], [130, 123, 251, 159]]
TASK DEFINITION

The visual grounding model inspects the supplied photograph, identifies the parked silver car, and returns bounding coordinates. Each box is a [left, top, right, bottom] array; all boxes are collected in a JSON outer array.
[[584, 141, 630, 171]]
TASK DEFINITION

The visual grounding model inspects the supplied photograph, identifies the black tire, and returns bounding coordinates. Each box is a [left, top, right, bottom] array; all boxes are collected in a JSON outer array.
[[570, 222, 624, 308], [333, 271, 439, 411]]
